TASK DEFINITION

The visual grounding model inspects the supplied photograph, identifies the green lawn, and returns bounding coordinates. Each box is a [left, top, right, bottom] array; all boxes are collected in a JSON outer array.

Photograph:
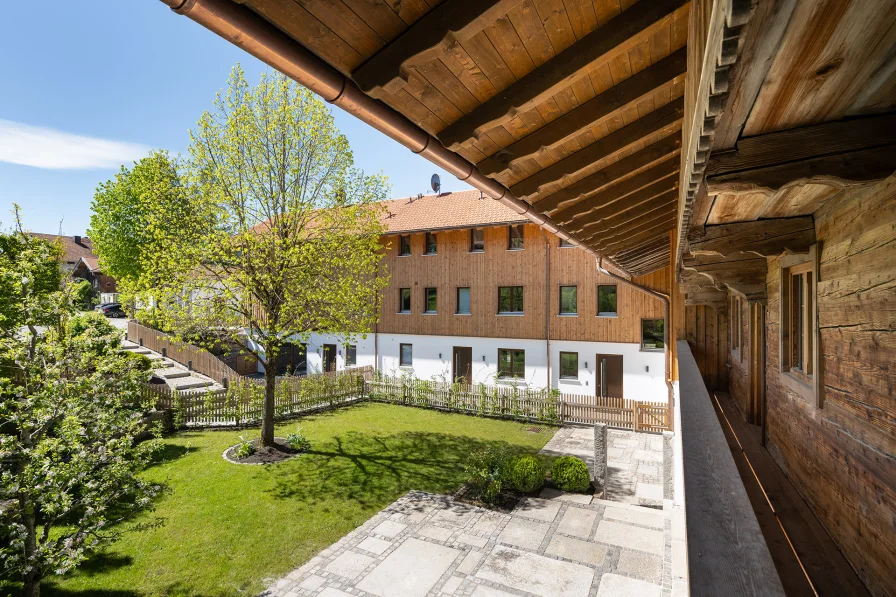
[[38, 403, 554, 597]]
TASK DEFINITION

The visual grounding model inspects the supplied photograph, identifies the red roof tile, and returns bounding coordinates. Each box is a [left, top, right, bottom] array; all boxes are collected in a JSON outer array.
[[28, 233, 97, 266], [379, 189, 527, 233]]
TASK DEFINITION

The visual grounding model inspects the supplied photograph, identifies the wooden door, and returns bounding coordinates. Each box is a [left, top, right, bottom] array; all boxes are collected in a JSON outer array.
[[452, 346, 473, 385], [323, 344, 337, 372], [276, 343, 306, 375], [596, 354, 623, 398], [749, 303, 767, 443]]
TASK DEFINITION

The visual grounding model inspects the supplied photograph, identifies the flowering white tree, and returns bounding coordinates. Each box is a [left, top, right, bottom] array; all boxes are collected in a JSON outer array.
[[0, 217, 163, 597]]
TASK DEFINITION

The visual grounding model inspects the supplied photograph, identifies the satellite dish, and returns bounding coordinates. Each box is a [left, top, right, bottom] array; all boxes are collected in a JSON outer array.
[[430, 173, 441, 194]]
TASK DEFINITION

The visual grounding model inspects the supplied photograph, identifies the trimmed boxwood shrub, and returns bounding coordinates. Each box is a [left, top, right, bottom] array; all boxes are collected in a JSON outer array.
[[504, 455, 545, 493], [551, 456, 590, 492]]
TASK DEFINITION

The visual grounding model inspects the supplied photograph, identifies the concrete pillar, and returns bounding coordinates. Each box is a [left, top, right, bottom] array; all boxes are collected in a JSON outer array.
[[593, 423, 608, 497], [663, 430, 674, 500]]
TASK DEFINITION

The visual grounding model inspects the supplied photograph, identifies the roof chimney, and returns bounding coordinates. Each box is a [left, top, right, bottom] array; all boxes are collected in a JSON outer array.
[[73, 235, 82, 245]]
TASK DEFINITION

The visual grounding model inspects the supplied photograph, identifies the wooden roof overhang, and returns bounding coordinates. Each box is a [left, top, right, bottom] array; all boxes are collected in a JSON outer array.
[[674, 0, 896, 303], [160, 0, 691, 278]]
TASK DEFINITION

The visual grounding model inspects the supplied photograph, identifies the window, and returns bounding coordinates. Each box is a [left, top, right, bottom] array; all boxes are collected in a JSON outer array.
[[424, 287, 437, 313], [345, 344, 357, 367], [456, 287, 471, 314], [508, 225, 524, 250], [560, 286, 577, 315], [781, 250, 818, 398], [498, 286, 524, 314], [498, 349, 525, 379], [399, 343, 413, 367], [598, 285, 617, 316], [641, 319, 664, 350], [399, 235, 411, 256], [559, 238, 574, 248], [731, 295, 743, 354], [470, 228, 485, 252], [560, 352, 578, 379], [425, 232, 437, 255], [399, 288, 411, 313]]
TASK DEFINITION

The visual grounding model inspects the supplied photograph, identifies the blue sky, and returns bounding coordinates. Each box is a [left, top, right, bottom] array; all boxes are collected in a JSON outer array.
[[0, 1, 469, 236]]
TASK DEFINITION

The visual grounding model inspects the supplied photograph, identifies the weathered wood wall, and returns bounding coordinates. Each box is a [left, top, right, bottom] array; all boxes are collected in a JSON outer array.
[[378, 223, 667, 341], [764, 176, 896, 597], [684, 304, 727, 391], [728, 295, 751, 418]]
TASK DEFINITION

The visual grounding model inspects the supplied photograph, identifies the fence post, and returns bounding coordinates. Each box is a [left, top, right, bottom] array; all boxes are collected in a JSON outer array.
[[633, 402, 640, 432]]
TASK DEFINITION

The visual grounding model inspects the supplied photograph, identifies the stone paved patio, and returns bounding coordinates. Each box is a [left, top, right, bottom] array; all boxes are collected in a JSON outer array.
[[263, 490, 668, 597], [539, 427, 664, 507]]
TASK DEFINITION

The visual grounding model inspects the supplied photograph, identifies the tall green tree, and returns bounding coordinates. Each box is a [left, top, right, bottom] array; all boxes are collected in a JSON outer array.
[[134, 65, 389, 446], [0, 211, 163, 597], [88, 150, 214, 291]]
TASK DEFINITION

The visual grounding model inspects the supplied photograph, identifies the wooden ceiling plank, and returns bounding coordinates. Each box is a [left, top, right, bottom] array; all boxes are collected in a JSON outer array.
[[574, 188, 677, 235], [682, 252, 768, 301], [436, 0, 688, 149], [596, 217, 677, 253], [511, 97, 684, 198], [620, 248, 671, 270], [476, 49, 686, 177], [705, 145, 896, 195], [351, 0, 527, 94], [551, 158, 678, 223], [533, 134, 680, 212], [616, 238, 671, 261], [688, 216, 816, 258], [566, 181, 677, 230], [590, 209, 677, 247]]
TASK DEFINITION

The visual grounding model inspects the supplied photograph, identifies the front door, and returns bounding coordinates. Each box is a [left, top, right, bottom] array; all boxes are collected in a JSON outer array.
[[596, 354, 623, 398], [452, 346, 473, 385], [323, 344, 337, 372]]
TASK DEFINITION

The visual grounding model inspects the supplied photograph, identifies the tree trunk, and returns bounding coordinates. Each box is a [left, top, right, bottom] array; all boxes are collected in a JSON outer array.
[[261, 362, 276, 447], [21, 500, 40, 597]]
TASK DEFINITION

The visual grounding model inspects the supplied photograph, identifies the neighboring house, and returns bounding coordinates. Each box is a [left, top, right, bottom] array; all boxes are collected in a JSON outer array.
[[284, 190, 669, 401], [29, 233, 118, 302]]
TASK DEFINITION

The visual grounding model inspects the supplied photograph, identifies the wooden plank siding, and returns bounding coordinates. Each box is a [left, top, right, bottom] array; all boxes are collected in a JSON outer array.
[[683, 304, 728, 392], [377, 223, 667, 341], [763, 176, 896, 597]]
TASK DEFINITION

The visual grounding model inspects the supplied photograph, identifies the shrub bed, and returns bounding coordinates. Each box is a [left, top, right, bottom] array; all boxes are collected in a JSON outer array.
[[551, 456, 591, 492]]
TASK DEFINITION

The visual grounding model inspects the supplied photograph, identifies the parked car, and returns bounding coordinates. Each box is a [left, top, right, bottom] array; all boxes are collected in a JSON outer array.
[[96, 302, 126, 318]]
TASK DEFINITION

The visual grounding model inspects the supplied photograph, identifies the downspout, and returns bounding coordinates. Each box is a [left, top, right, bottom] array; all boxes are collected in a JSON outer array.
[[160, 0, 625, 273], [542, 230, 551, 390], [595, 258, 674, 407]]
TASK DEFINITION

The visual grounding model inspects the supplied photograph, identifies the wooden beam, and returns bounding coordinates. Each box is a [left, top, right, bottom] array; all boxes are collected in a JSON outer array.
[[588, 206, 678, 244], [476, 49, 687, 177], [568, 184, 677, 232], [707, 113, 896, 177], [684, 286, 729, 309], [622, 250, 672, 273], [575, 189, 678, 236], [705, 146, 896, 195], [350, 0, 525, 94], [532, 134, 681, 213], [511, 98, 683, 198], [617, 240, 671, 263], [436, 0, 688, 150], [688, 217, 816, 257], [592, 213, 678, 252], [682, 253, 768, 301], [552, 159, 679, 224]]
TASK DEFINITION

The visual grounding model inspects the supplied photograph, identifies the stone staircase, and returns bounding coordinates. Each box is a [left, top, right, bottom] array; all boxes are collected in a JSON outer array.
[[121, 340, 222, 393]]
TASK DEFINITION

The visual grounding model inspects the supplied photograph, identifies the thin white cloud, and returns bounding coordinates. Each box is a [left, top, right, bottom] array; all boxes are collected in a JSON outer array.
[[0, 119, 150, 170]]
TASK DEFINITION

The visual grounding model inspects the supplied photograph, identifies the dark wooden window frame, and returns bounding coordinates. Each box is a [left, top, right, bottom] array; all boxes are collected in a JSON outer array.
[[456, 287, 471, 315], [425, 231, 437, 255], [424, 287, 437, 313], [470, 228, 485, 253], [508, 225, 524, 250], [497, 286, 524, 314], [497, 348, 525, 379], [559, 285, 578, 315], [640, 318, 665, 351], [399, 288, 411, 313], [779, 245, 821, 407], [399, 235, 411, 256], [559, 351, 578, 379], [344, 344, 357, 367], [597, 284, 618, 317]]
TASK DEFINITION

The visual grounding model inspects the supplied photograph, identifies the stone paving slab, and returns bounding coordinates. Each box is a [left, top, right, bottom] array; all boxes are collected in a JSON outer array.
[[262, 490, 667, 597]]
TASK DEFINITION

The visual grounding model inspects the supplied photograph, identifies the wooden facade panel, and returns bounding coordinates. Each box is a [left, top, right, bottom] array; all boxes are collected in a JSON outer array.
[[763, 177, 896, 597], [377, 223, 666, 342], [683, 304, 727, 392]]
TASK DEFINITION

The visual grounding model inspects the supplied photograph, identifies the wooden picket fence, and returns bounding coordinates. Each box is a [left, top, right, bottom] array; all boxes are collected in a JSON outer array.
[[366, 374, 670, 432], [140, 366, 371, 428]]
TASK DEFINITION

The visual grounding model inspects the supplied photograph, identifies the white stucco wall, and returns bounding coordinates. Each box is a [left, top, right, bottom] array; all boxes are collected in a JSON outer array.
[[549, 339, 666, 401]]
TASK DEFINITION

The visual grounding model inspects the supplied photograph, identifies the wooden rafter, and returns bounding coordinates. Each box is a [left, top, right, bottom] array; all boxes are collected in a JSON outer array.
[[688, 216, 816, 257], [350, 0, 526, 94], [511, 98, 684, 198], [617, 237, 671, 262], [591, 212, 677, 251], [552, 159, 679, 225], [575, 190, 678, 237], [588, 205, 678, 242], [476, 49, 687, 177], [567, 183, 677, 232], [533, 135, 681, 213], [436, 0, 688, 150]]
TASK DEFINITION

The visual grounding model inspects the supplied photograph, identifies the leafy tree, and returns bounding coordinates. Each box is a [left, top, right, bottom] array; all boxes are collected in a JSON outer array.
[[0, 213, 163, 597], [88, 150, 214, 292], [135, 65, 389, 446], [70, 278, 94, 310]]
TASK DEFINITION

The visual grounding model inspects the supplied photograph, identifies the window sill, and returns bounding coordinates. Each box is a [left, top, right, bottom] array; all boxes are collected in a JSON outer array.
[[559, 377, 581, 384], [559, 313, 578, 317], [398, 254, 411, 258], [781, 370, 814, 400], [422, 312, 437, 316], [597, 313, 618, 318], [640, 347, 665, 353], [468, 250, 484, 254], [397, 311, 412, 315], [423, 253, 437, 257], [497, 379, 527, 387], [455, 312, 471, 316], [497, 312, 525, 316], [399, 365, 413, 370], [506, 248, 524, 252]]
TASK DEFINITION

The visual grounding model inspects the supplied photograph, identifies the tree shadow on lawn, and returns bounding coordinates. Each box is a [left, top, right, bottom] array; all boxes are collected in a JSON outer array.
[[264, 431, 531, 511], [144, 441, 200, 471]]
